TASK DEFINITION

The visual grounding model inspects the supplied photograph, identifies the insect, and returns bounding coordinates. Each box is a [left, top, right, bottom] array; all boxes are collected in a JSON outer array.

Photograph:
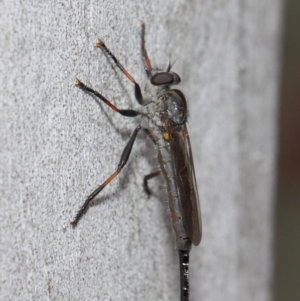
[[71, 23, 202, 301]]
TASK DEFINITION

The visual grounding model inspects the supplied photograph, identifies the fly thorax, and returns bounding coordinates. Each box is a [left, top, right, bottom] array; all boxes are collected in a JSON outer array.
[[146, 97, 165, 128], [165, 90, 188, 125]]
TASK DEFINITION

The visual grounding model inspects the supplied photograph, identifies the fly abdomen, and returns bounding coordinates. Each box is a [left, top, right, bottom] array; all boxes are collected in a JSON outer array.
[[157, 142, 189, 242]]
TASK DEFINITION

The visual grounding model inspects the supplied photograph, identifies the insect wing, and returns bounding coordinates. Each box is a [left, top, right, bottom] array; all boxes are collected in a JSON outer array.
[[170, 125, 202, 246]]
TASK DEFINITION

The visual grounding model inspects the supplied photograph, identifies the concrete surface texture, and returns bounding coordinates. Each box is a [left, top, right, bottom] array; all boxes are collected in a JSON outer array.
[[0, 1, 282, 301]]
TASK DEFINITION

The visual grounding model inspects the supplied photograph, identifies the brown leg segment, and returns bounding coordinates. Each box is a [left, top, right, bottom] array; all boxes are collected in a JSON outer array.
[[143, 170, 161, 196], [141, 22, 152, 76], [95, 39, 144, 105], [75, 78, 139, 117], [71, 125, 142, 227]]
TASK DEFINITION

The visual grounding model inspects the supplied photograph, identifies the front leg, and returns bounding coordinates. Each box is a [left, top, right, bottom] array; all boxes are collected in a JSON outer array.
[[96, 39, 150, 106]]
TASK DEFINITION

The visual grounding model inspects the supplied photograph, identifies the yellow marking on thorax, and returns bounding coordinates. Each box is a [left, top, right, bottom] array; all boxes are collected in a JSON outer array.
[[163, 132, 170, 141]]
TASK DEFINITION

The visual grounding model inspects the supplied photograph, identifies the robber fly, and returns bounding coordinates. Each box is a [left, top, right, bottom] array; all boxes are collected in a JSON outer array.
[[71, 23, 202, 301]]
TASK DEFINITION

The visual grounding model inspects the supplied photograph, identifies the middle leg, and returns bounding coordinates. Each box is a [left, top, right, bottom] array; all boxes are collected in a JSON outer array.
[[143, 170, 161, 196], [75, 78, 140, 117]]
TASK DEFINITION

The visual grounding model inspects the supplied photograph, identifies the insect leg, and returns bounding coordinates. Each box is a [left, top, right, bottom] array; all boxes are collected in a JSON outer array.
[[75, 78, 140, 117], [143, 170, 161, 196], [71, 125, 142, 227], [95, 39, 145, 105], [141, 22, 152, 77]]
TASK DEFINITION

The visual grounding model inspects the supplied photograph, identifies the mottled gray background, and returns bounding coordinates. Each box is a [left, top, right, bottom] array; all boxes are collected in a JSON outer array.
[[0, 1, 282, 301]]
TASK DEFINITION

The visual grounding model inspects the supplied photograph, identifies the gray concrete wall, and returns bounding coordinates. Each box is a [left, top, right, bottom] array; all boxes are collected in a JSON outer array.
[[0, 1, 282, 300]]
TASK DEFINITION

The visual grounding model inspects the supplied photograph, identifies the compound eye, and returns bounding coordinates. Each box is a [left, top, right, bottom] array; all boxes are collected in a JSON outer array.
[[150, 72, 181, 86]]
